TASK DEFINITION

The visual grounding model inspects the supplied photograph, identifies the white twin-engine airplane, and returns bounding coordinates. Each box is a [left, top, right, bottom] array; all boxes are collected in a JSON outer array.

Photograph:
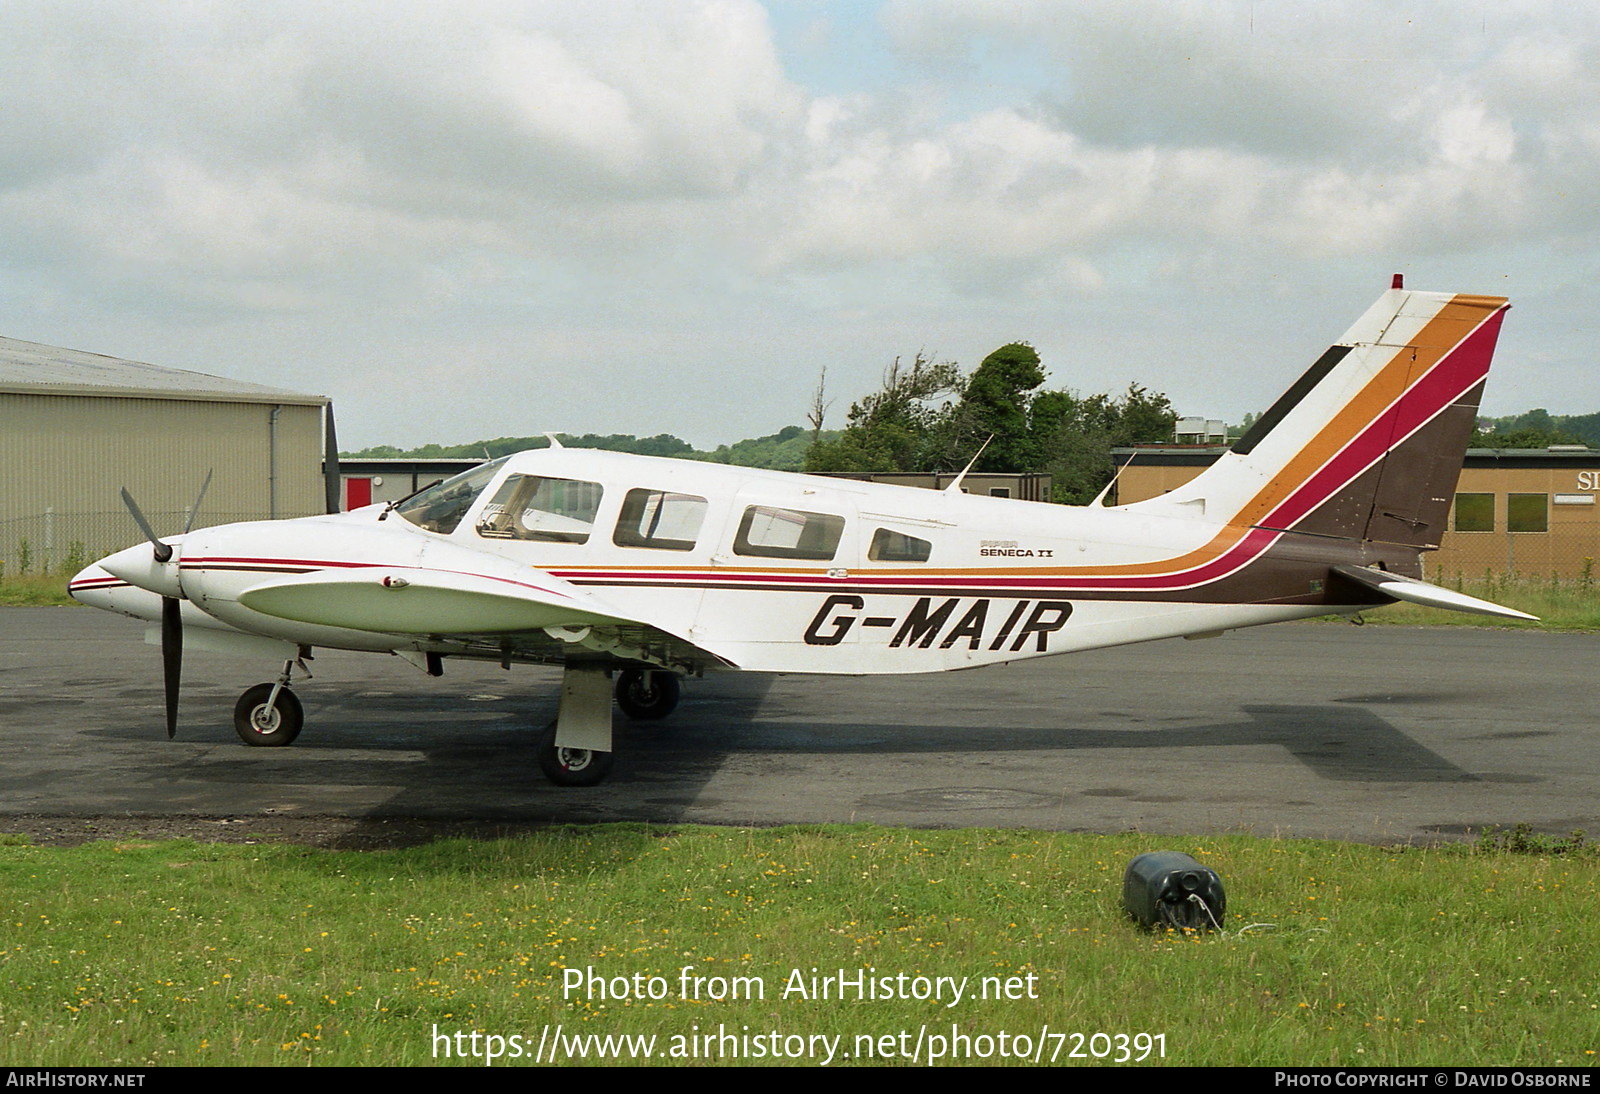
[[72, 282, 1532, 786]]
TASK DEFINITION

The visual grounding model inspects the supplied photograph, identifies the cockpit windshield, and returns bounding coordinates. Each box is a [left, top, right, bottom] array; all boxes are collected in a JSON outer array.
[[392, 457, 509, 534]]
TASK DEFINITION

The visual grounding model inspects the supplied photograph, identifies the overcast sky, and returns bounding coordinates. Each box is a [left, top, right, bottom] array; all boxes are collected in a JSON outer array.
[[3, 1, 1595, 450]]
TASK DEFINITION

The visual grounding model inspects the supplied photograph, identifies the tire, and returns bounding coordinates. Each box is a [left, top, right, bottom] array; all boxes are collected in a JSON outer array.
[[614, 669, 681, 720], [233, 683, 304, 747], [537, 720, 614, 787]]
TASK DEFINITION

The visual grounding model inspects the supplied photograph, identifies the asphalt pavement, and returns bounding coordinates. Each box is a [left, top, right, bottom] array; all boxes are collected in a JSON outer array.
[[1, 606, 1594, 843]]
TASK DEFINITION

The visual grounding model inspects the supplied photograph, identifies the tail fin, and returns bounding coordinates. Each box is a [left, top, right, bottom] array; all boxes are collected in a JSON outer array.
[[1138, 287, 1509, 552]]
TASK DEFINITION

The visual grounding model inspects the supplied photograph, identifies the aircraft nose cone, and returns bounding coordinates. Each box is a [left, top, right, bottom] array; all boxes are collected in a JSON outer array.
[[98, 540, 184, 598], [68, 561, 123, 606]]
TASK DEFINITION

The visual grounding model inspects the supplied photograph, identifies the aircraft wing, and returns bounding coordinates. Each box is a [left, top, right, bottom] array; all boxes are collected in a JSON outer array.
[[236, 566, 737, 669], [1331, 565, 1538, 622]]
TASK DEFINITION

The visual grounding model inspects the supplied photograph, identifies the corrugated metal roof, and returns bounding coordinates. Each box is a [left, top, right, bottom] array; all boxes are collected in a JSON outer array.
[[0, 335, 326, 406]]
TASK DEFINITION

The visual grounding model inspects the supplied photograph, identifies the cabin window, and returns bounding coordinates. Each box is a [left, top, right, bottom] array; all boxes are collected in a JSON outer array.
[[476, 475, 604, 544], [733, 505, 845, 561], [394, 457, 508, 534], [869, 528, 932, 563], [614, 489, 708, 551], [1452, 493, 1493, 532], [1507, 493, 1549, 533]]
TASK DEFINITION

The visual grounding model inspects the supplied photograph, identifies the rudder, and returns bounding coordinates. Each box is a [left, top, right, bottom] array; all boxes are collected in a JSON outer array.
[[1140, 288, 1509, 555]]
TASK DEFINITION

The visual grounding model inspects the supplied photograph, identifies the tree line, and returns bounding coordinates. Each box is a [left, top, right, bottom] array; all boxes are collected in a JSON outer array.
[[342, 354, 1597, 505], [1472, 409, 1600, 449], [803, 343, 1178, 504]]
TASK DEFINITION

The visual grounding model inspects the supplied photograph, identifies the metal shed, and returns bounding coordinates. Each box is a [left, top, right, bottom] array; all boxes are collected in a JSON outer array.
[[0, 336, 333, 576]]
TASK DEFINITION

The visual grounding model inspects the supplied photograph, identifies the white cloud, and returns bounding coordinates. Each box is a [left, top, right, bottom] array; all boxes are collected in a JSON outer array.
[[0, 0, 1596, 445]]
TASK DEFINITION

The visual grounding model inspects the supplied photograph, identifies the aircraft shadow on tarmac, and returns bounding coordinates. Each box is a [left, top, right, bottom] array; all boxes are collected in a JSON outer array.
[[74, 678, 1479, 818]]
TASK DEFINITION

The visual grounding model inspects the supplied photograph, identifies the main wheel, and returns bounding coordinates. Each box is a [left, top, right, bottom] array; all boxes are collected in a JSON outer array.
[[614, 669, 681, 720], [233, 683, 304, 747], [537, 721, 614, 787]]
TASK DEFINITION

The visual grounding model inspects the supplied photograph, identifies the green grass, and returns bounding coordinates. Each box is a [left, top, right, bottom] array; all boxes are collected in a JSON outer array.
[[0, 572, 77, 607], [0, 826, 1595, 1067], [1357, 573, 1600, 631]]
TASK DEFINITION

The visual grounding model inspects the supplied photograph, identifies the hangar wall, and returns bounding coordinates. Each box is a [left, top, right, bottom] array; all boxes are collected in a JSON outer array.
[[0, 343, 328, 576]]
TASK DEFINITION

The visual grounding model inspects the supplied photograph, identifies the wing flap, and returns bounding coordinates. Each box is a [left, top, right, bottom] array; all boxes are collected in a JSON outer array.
[[1332, 564, 1538, 622], [237, 567, 625, 634]]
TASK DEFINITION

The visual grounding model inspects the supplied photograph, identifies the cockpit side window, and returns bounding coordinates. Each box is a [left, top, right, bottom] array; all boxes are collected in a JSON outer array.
[[393, 458, 508, 534], [614, 489, 708, 551], [869, 528, 932, 562], [733, 505, 845, 560], [477, 475, 604, 544]]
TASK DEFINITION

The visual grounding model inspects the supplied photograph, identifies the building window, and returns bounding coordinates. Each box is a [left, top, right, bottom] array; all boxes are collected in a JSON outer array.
[[1452, 493, 1494, 532], [1507, 493, 1549, 533]]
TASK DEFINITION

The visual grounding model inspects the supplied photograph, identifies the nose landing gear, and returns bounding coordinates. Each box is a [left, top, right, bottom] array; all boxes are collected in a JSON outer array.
[[232, 655, 312, 747]]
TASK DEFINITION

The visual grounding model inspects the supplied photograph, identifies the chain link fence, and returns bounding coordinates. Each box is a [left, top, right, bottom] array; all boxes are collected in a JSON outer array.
[[1425, 527, 1600, 582], [0, 509, 287, 578]]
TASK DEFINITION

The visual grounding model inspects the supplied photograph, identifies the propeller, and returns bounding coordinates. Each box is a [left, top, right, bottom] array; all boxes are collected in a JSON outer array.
[[119, 471, 211, 739]]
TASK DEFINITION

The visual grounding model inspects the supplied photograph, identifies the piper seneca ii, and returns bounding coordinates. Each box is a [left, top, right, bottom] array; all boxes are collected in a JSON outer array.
[[71, 280, 1531, 785]]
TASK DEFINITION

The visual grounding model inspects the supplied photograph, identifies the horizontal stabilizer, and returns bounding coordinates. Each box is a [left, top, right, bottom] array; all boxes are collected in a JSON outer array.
[[238, 567, 625, 635], [1332, 565, 1538, 622]]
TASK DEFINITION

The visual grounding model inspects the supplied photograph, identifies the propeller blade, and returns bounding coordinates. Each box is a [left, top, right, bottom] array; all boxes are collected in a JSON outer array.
[[120, 488, 173, 562], [161, 595, 182, 738], [183, 469, 213, 535], [323, 402, 342, 515]]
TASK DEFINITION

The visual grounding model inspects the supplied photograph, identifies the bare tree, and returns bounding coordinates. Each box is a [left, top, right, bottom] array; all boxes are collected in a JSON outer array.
[[807, 366, 834, 445]]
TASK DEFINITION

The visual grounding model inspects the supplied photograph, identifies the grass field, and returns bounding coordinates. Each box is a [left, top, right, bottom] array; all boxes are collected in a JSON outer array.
[[0, 826, 1594, 1067], [0, 572, 77, 607], [1353, 569, 1600, 631]]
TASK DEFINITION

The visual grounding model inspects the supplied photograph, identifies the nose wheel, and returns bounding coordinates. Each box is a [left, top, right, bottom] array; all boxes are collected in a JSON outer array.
[[233, 682, 304, 747]]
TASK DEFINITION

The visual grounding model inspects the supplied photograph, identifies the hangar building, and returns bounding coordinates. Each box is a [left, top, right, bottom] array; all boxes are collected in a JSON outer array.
[[0, 336, 334, 576]]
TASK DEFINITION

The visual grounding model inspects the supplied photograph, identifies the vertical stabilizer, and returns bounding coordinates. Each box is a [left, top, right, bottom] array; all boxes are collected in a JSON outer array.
[[1134, 288, 1508, 553]]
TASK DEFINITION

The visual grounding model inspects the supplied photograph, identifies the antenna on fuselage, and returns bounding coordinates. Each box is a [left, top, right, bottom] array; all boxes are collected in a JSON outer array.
[[944, 435, 994, 494], [1092, 449, 1135, 507], [543, 432, 565, 449]]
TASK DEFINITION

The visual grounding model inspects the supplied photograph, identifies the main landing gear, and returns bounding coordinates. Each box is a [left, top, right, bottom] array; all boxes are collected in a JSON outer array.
[[219, 653, 677, 789], [614, 668, 681, 721], [534, 665, 684, 787], [233, 657, 310, 747], [537, 719, 615, 787]]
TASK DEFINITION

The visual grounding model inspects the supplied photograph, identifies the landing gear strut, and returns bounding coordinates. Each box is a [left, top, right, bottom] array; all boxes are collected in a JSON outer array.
[[233, 656, 310, 747], [538, 663, 616, 786]]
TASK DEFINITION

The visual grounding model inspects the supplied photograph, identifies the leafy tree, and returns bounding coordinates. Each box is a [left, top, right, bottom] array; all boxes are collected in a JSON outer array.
[[1472, 408, 1595, 449], [705, 426, 821, 471], [1470, 426, 1584, 449], [933, 342, 1045, 473], [804, 353, 963, 473], [1031, 383, 1177, 504]]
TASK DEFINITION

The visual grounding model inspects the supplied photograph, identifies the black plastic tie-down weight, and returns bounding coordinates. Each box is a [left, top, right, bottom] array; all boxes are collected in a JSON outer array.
[[1122, 851, 1226, 931]]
